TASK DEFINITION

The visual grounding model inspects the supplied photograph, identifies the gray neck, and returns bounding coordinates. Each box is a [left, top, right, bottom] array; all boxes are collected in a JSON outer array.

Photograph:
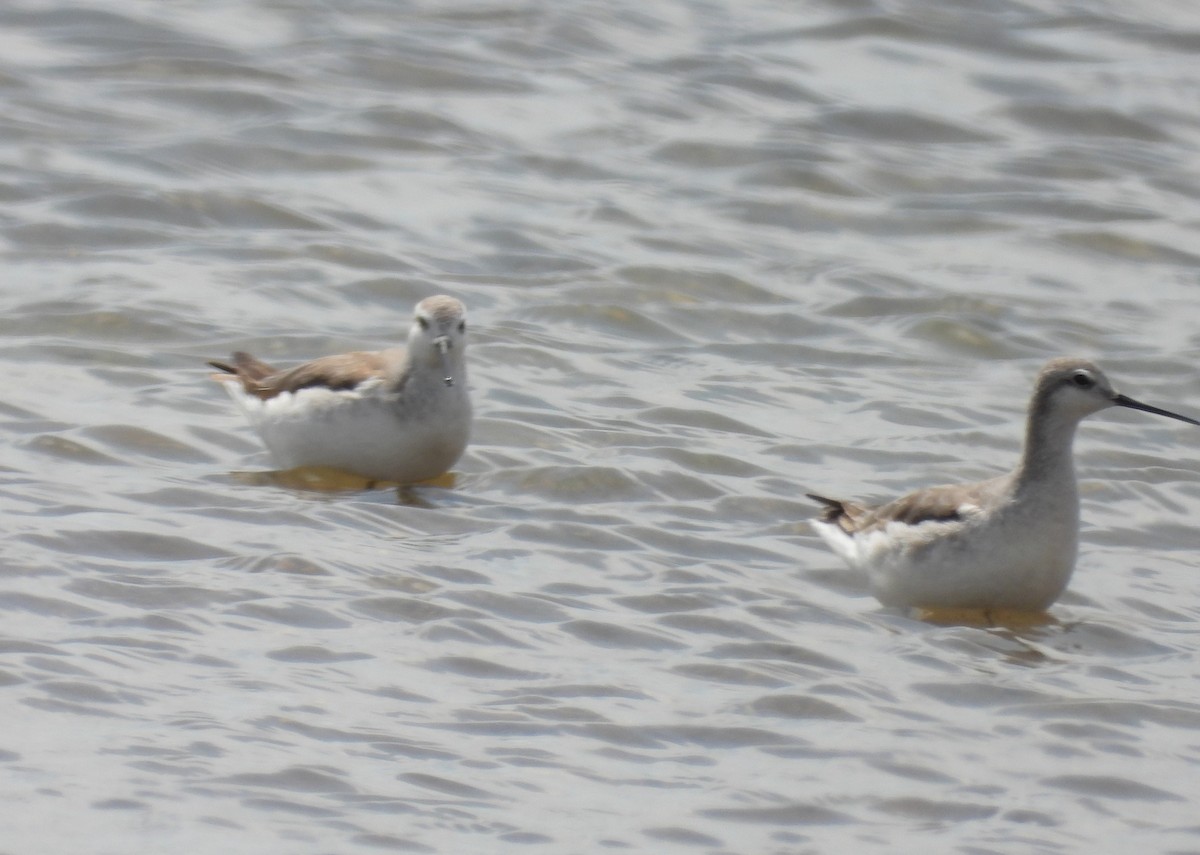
[[1013, 398, 1080, 495]]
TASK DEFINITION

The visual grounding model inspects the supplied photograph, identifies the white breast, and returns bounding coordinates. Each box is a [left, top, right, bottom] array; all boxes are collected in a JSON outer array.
[[221, 378, 471, 483]]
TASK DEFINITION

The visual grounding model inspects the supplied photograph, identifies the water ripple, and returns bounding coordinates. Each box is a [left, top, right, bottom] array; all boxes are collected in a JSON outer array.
[[3, 1, 1200, 853]]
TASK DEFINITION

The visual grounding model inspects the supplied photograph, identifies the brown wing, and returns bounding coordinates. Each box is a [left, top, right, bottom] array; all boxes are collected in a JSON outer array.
[[868, 487, 966, 527], [208, 350, 390, 400], [208, 351, 277, 383], [806, 493, 873, 534], [809, 476, 1006, 534]]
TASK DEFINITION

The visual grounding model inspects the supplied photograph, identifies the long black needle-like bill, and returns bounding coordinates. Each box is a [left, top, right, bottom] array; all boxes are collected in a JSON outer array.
[[1113, 393, 1200, 426]]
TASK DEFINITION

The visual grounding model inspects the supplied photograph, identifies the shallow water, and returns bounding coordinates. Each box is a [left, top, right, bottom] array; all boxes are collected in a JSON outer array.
[[2, 0, 1200, 852]]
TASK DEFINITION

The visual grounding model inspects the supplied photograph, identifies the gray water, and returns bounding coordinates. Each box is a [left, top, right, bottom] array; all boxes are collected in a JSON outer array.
[[2, 1, 1200, 852]]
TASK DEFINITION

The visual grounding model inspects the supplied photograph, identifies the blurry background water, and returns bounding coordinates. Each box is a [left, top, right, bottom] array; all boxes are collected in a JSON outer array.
[[2, 0, 1200, 852]]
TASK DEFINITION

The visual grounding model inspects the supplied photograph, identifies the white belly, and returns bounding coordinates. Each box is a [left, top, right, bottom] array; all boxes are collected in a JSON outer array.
[[224, 380, 471, 483], [814, 500, 1080, 611], [870, 517, 1078, 611]]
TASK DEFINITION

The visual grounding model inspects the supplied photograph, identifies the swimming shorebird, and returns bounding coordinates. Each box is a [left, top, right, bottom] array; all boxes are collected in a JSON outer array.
[[807, 357, 1199, 613], [209, 295, 471, 484]]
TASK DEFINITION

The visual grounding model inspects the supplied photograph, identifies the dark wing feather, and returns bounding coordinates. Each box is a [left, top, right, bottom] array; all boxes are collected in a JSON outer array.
[[806, 493, 871, 534], [810, 475, 1011, 535], [207, 351, 277, 381], [253, 352, 389, 399], [208, 350, 389, 400], [869, 487, 965, 527]]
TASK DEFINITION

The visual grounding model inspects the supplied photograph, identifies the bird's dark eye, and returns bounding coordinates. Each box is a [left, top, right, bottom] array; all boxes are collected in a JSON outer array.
[[457, 320, 466, 334], [1071, 372, 1093, 388], [417, 316, 430, 331]]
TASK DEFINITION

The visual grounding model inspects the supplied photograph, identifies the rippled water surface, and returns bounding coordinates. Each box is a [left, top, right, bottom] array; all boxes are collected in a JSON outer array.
[[3, 0, 1200, 851]]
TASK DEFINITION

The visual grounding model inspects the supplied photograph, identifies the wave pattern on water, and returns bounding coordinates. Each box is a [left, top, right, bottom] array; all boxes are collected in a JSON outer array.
[[2, 0, 1200, 852]]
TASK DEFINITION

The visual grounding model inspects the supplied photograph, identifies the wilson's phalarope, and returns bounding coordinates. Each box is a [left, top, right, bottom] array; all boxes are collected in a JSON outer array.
[[807, 357, 1199, 612], [209, 295, 471, 484]]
